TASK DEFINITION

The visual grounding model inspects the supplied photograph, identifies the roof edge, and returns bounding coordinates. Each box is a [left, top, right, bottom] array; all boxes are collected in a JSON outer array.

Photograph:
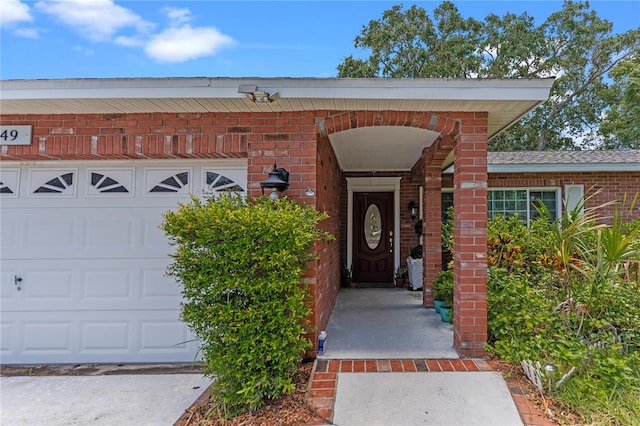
[[0, 77, 556, 101]]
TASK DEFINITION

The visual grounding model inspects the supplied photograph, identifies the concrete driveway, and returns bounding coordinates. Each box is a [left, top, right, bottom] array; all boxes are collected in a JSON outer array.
[[1, 367, 211, 426]]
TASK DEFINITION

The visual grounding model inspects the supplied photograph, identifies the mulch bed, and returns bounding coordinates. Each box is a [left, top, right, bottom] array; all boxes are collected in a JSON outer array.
[[174, 361, 328, 426]]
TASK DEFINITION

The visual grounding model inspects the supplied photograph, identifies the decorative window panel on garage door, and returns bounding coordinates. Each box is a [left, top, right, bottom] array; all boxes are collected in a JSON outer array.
[[0, 160, 247, 364]]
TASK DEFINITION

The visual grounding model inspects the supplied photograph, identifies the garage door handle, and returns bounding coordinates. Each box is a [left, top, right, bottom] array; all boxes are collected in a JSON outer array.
[[14, 275, 22, 291]]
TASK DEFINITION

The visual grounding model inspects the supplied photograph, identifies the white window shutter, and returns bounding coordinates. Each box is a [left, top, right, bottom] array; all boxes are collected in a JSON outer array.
[[564, 184, 584, 215]]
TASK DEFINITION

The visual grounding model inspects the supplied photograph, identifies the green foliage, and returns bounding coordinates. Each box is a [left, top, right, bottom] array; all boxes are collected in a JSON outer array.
[[161, 195, 331, 416], [488, 1, 640, 150], [486, 212, 552, 276], [441, 206, 454, 254], [600, 54, 640, 149], [486, 190, 640, 424], [432, 269, 453, 307], [560, 374, 640, 426], [337, 2, 483, 79], [337, 0, 640, 150], [394, 266, 407, 278]]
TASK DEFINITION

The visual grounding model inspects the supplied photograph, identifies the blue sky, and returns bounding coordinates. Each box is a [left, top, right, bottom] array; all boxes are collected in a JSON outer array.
[[1, 1, 638, 80]]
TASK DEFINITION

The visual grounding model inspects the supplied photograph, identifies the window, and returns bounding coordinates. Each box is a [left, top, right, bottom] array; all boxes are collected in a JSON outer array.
[[441, 188, 559, 224], [528, 191, 558, 220], [488, 189, 559, 222]]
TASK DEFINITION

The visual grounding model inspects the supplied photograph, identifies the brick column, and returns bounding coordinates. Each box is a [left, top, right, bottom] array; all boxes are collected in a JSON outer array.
[[452, 115, 488, 357], [422, 160, 443, 308]]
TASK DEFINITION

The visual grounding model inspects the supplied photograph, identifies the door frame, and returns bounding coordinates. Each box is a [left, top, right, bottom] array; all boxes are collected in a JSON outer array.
[[346, 177, 401, 273]]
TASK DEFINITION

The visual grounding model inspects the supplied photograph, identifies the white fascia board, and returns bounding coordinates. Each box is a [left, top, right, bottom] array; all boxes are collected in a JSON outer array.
[[1, 77, 555, 102]]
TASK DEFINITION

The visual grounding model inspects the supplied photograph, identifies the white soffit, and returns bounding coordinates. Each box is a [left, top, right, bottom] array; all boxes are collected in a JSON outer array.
[[331, 126, 439, 172]]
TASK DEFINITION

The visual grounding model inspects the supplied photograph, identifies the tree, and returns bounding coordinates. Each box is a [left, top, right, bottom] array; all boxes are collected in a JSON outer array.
[[337, 1, 640, 151], [599, 54, 640, 149], [337, 3, 483, 79]]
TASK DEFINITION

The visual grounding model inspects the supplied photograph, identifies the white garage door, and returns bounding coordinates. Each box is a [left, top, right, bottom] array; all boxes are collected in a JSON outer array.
[[0, 160, 247, 364]]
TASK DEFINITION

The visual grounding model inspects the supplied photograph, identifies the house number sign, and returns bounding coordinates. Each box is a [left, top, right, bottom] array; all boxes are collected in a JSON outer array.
[[0, 125, 32, 145]]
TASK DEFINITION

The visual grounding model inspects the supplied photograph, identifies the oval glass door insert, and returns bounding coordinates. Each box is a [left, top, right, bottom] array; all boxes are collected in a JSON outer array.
[[364, 204, 382, 249]]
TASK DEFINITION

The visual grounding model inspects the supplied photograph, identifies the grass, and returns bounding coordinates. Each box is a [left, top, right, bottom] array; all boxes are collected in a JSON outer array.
[[557, 384, 640, 425]]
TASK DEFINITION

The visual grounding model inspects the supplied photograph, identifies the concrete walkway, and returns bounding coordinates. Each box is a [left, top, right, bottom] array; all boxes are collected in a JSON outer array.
[[317, 287, 457, 359], [335, 371, 522, 425], [310, 287, 525, 425]]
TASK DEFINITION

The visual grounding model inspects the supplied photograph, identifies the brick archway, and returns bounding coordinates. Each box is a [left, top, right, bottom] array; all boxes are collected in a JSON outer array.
[[324, 110, 488, 358], [321, 111, 460, 138]]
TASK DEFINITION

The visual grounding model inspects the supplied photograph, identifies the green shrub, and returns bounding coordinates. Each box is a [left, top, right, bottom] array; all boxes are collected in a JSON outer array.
[[432, 270, 453, 307], [487, 213, 549, 276], [162, 195, 331, 416], [486, 191, 640, 424]]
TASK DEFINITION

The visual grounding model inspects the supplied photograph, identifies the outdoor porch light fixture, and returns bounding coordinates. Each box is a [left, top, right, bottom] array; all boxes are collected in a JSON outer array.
[[238, 85, 280, 103], [408, 201, 417, 220], [260, 163, 289, 200]]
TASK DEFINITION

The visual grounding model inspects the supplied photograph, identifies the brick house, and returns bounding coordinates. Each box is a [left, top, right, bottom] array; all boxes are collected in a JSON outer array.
[[2, 77, 636, 365]]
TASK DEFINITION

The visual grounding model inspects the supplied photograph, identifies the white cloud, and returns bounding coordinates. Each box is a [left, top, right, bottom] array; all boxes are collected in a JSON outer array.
[[13, 28, 39, 39], [145, 25, 234, 63], [163, 6, 192, 26], [34, 0, 154, 42], [10, 1, 235, 64], [0, 0, 32, 26]]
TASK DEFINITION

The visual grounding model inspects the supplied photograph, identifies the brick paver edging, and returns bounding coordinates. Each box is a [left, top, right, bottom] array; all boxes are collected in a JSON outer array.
[[303, 359, 557, 426]]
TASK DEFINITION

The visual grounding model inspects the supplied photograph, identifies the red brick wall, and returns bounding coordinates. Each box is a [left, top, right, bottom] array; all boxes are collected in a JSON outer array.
[[400, 174, 422, 261], [0, 112, 249, 160], [310, 134, 343, 354], [441, 171, 640, 224], [421, 134, 457, 308], [452, 114, 489, 358]]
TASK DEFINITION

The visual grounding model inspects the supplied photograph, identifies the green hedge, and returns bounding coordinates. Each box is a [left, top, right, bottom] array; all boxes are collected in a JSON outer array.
[[162, 195, 331, 416]]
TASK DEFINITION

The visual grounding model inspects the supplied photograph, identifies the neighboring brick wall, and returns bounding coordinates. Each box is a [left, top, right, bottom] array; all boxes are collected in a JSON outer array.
[[442, 171, 640, 224]]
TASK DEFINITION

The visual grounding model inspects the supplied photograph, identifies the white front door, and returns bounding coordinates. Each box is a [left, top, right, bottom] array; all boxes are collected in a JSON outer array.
[[1, 160, 247, 364]]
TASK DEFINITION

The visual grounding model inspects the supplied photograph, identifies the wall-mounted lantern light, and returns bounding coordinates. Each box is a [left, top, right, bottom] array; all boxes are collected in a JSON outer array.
[[260, 163, 289, 200], [408, 201, 417, 220]]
